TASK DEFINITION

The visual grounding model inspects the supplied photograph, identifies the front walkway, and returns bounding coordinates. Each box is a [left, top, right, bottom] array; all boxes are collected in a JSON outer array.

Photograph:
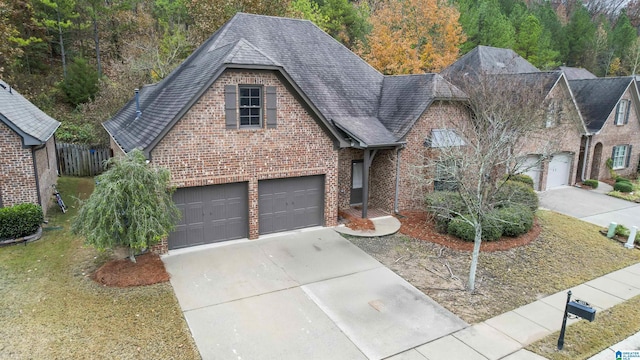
[[389, 262, 640, 359]]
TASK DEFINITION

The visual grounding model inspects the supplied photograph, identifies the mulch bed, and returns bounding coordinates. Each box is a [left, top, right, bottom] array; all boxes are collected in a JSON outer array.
[[93, 252, 170, 287], [397, 210, 540, 252], [338, 210, 375, 231]]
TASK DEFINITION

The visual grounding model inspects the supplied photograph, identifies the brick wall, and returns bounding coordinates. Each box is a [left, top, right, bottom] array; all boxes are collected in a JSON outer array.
[[398, 101, 470, 210], [369, 149, 397, 212], [587, 88, 640, 180], [151, 70, 339, 240], [516, 80, 584, 190], [34, 137, 59, 216], [110, 137, 126, 158], [0, 123, 38, 207]]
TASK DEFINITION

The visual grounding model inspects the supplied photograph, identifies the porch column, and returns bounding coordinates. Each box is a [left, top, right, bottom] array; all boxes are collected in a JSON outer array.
[[361, 149, 378, 219]]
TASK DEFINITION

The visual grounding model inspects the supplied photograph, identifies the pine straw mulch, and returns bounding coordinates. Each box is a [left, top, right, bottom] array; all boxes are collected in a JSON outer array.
[[397, 210, 540, 252], [93, 252, 170, 287], [338, 210, 375, 231]]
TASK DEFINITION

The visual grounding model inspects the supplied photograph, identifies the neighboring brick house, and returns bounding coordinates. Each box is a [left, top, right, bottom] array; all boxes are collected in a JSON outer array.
[[105, 14, 473, 251], [0, 80, 60, 216], [569, 77, 640, 181], [442, 48, 585, 191]]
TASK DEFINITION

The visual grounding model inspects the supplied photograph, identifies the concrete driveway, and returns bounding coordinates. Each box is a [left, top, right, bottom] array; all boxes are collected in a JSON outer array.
[[162, 229, 467, 360], [539, 185, 640, 229]]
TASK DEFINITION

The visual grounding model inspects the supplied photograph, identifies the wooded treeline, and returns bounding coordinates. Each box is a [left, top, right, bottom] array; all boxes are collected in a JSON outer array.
[[1, 0, 639, 145]]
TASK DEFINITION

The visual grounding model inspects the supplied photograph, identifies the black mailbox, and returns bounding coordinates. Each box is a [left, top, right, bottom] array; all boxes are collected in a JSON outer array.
[[567, 301, 596, 322]]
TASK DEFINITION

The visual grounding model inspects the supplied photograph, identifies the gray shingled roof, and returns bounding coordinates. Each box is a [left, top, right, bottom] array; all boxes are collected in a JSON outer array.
[[105, 13, 467, 152], [569, 77, 633, 132], [558, 66, 597, 80], [498, 71, 562, 94], [105, 14, 392, 151], [0, 79, 60, 145], [378, 74, 467, 139], [441, 46, 540, 79]]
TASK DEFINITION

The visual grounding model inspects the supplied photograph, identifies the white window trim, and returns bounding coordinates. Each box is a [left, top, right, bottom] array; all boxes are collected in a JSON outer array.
[[612, 145, 628, 170], [615, 99, 629, 125]]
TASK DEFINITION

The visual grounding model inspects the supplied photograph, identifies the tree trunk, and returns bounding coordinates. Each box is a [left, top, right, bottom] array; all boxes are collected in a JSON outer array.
[[468, 221, 482, 292], [57, 8, 67, 79], [129, 248, 137, 263], [93, 16, 101, 77]]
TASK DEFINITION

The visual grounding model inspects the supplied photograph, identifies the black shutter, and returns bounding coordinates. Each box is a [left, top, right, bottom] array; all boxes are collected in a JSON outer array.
[[625, 100, 631, 124], [225, 85, 237, 129], [265, 86, 277, 129], [615, 102, 622, 124], [626, 145, 633, 167], [612, 146, 616, 163]]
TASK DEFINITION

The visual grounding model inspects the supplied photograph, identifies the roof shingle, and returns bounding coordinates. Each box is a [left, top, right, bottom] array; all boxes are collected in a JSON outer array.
[[568, 77, 633, 132]]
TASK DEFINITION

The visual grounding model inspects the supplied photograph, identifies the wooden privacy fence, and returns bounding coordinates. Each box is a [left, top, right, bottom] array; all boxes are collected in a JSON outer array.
[[56, 143, 112, 177]]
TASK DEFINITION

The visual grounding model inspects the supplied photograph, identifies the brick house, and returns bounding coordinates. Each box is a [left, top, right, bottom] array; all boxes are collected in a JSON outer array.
[[104, 13, 473, 251], [569, 77, 640, 181], [442, 48, 585, 191], [0, 80, 60, 215]]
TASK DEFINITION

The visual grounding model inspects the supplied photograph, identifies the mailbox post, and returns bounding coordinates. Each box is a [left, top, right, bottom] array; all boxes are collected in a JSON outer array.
[[557, 291, 597, 350]]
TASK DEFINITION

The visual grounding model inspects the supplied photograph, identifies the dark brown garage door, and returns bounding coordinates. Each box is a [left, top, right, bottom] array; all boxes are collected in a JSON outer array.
[[258, 175, 324, 235], [169, 182, 248, 250]]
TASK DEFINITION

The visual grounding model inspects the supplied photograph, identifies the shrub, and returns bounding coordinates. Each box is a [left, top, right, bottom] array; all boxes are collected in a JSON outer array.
[[59, 57, 100, 107], [582, 179, 599, 188], [425, 191, 466, 233], [503, 174, 534, 188], [0, 203, 43, 239], [614, 181, 634, 193], [615, 177, 631, 183], [495, 180, 539, 211], [494, 204, 534, 237], [447, 215, 502, 242]]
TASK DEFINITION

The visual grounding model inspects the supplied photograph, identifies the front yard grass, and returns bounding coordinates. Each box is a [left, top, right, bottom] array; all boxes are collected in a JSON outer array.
[[608, 179, 640, 202], [0, 177, 199, 359], [349, 211, 640, 323], [528, 294, 640, 360]]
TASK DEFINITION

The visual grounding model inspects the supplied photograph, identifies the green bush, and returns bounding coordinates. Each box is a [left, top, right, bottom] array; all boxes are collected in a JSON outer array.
[[615, 177, 631, 184], [495, 180, 539, 211], [614, 224, 640, 244], [447, 216, 502, 242], [503, 174, 534, 188], [614, 181, 634, 193], [0, 203, 43, 239], [425, 191, 466, 233], [59, 57, 100, 107], [494, 204, 534, 237], [582, 179, 599, 188]]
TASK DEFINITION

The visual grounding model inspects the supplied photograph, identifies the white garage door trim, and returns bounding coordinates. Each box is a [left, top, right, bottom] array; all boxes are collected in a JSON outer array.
[[546, 153, 572, 189]]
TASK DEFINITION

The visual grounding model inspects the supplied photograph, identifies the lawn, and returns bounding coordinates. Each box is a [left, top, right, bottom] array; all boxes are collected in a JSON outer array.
[[0, 177, 199, 359], [608, 179, 640, 202], [349, 211, 640, 324]]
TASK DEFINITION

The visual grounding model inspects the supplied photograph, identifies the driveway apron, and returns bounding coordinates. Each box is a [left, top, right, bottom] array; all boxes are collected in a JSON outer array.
[[539, 186, 640, 228], [163, 229, 467, 360]]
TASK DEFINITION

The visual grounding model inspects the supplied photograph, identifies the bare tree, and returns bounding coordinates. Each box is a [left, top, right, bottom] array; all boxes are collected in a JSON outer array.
[[584, 0, 627, 21], [420, 73, 580, 291]]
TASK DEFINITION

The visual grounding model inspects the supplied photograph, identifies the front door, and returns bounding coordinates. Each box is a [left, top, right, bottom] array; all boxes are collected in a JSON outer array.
[[350, 160, 363, 205]]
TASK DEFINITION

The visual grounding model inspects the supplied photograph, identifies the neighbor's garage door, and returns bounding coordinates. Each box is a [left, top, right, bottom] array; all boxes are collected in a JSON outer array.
[[169, 183, 248, 250], [522, 155, 542, 191], [258, 175, 324, 235], [546, 153, 571, 189]]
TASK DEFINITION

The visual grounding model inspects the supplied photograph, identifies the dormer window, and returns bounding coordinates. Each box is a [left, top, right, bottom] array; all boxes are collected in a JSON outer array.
[[615, 99, 630, 125]]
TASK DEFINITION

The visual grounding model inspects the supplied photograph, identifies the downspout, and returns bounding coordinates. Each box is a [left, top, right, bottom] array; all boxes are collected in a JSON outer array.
[[31, 144, 46, 208], [135, 88, 142, 119], [394, 146, 404, 214], [581, 135, 591, 181]]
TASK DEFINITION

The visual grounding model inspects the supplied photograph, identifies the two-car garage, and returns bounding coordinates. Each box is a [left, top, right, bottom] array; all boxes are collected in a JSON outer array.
[[168, 175, 325, 250]]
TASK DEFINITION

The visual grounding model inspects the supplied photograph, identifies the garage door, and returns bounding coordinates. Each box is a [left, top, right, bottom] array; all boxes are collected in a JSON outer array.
[[521, 155, 542, 191], [169, 183, 248, 250], [546, 154, 571, 189], [259, 175, 324, 235]]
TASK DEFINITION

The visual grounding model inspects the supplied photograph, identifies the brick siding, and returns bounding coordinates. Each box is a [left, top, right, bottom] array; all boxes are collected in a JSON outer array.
[[397, 101, 470, 210], [151, 70, 339, 242], [0, 123, 38, 208], [586, 88, 640, 181], [34, 137, 59, 216]]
